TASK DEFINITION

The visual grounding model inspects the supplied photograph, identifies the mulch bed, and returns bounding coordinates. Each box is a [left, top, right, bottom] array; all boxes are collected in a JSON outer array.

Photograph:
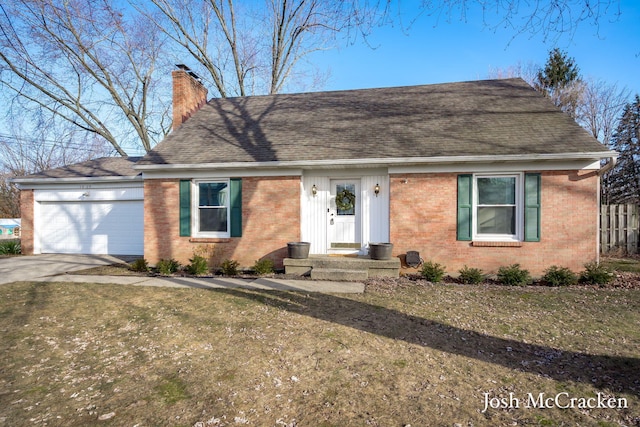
[[363, 272, 640, 293]]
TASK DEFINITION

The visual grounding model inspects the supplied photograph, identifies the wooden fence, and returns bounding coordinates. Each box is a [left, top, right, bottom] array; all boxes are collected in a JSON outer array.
[[600, 204, 639, 254]]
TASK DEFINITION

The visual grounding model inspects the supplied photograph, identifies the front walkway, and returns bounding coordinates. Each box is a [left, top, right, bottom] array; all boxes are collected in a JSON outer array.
[[0, 254, 365, 293], [37, 274, 365, 293]]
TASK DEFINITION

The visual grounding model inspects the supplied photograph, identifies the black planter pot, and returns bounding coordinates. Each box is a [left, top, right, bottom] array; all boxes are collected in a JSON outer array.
[[369, 242, 393, 260], [287, 242, 311, 259]]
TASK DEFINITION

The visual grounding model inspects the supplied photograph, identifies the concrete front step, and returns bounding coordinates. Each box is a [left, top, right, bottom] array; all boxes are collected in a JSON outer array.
[[310, 268, 369, 281], [284, 255, 400, 279]]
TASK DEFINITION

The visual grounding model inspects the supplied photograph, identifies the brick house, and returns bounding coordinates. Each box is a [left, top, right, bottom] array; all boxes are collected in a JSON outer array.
[[16, 71, 615, 275]]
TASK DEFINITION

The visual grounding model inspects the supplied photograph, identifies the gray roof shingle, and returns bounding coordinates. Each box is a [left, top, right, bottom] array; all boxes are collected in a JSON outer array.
[[138, 78, 610, 167], [18, 156, 142, 180]]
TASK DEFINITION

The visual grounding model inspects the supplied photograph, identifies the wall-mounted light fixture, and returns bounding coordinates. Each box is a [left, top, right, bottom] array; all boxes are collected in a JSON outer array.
[[374, 183, 380, 197], [311, 184, 317, 197], [82, 191, 90, 198]]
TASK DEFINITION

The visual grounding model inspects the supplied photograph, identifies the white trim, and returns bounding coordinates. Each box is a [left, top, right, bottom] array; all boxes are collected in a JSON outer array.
[[141, 168, 303, 180], [596, 173, 602, 264], [33, 199, 42, 254], [390, 159, 602, 174], [13, 176, 142, 189], [133, 152, 615, 172], [191, 179, 231, 239], [304, 168, 388, 178], [472, 173, 524, 242]]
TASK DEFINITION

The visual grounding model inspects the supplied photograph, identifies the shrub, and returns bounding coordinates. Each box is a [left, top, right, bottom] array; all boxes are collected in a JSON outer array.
[[0, 239, 21, 255], [186, 255, 209, 276], [580, 262, 614, 286], [497, 264, 531, 286], [252, 258, 274, 275], [220, 259, 239, 276], [130, 258, 149, 273], [420, 260, 446, 283], [542, 266, 578, 287], [458, 265, 485, 284], [156, 258, 181, 276]]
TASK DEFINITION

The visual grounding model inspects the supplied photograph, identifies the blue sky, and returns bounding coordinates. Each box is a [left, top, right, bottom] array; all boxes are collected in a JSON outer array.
[[311, 0, 639, 96]]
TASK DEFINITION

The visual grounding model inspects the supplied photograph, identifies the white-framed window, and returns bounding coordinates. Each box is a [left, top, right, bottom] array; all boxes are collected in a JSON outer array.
[[193, 179, 230, 238], [472, 173, 523, 241]]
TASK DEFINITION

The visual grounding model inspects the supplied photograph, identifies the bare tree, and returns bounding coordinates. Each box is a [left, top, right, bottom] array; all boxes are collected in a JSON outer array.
[[577, 78, 631, 147], [0, 0, 621, 161], [0, 115, 113, 216], [488, 59, 585, 119], [487, 61, 540, 86], [441, 0, 620, 43], [0, 0, 172, 155], [134, 0, 385, 97], [0, 171, 20, 218]]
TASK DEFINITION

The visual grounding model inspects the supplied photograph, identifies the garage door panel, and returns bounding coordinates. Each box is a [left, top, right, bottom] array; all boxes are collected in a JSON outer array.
[[40, 201, 143, 255]]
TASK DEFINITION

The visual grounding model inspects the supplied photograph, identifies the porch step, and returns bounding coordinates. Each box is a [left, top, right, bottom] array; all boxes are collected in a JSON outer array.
[[310, 268, 368, 281], [284, 255, 400, 279]]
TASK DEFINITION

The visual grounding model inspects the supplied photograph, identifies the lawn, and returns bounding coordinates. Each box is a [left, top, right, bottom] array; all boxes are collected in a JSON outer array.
[[0, 279, 639, 426]]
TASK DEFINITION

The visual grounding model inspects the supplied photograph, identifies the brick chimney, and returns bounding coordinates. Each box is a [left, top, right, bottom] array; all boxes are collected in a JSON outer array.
[[172, 64, 208, 130]]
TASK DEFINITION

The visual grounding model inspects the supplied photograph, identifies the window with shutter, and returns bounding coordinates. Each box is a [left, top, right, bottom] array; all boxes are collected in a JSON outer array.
[[179, 178, 242, 238], [456, 173, 540, 242]]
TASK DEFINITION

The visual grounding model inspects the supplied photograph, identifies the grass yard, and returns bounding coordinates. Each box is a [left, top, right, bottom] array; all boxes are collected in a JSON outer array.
[[0, 279, 639, 426]]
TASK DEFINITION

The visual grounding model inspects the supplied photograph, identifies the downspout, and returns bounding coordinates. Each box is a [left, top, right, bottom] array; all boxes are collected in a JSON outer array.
[[598, 156, 617, 176], [596, 156, 617, 264]]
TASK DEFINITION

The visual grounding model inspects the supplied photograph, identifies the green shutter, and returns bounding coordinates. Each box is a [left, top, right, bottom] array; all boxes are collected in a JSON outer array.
[[230, 178, 242, 237], [179, 180, 191, 237], [524, 173, 541, 242], [457, 174, 473, 241]]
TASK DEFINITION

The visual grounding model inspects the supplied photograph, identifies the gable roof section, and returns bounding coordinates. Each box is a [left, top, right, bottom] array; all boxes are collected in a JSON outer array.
[[13, 156, 142, 184], [140, 78, 611, 169]]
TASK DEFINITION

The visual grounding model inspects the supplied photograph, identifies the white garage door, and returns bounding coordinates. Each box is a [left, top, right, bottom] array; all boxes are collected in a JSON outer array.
[[40, 200, 143, 255]]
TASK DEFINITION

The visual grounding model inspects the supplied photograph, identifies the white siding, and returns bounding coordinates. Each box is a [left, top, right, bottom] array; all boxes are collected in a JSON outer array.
[[361, 175, 390, 248], [301, 176, 329, 254], [301, 172, 389, 255]]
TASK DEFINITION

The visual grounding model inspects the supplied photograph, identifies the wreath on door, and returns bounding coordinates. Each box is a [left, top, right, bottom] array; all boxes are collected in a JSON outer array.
[[336, 188, 356, 211]]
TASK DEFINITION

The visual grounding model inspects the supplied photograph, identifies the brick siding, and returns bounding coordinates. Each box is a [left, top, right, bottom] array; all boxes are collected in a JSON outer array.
[[19, 190, 34, 255], [144, 176, 300, 268], [390, 171, 599, 276], [172, 69, 208, 130]]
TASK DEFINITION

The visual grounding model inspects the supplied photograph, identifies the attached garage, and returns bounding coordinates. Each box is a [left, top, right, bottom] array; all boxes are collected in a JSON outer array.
[[14, 157, 144, 256], [38, 198, 143, 255]]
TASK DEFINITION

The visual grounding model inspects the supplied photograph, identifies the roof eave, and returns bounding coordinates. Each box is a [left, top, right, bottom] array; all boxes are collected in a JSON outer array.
[[11, 175, 143, 188], [134, 151, 617, 171]]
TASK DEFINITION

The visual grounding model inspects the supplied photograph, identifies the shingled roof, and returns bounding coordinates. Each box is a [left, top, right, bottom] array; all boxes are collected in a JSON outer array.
[[15, 157, 142, 181], [138, 78, 610, 168]]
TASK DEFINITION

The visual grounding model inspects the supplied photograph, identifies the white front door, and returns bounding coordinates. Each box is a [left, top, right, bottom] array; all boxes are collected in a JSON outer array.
[[328, 179, 361, 252]]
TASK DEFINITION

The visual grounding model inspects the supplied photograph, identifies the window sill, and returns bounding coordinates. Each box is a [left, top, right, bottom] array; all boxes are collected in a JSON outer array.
[[189, 237, 231, 243], [471, 241, 523, 247]]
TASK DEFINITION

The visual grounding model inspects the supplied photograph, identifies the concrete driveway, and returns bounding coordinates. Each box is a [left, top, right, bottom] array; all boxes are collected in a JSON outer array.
[[0, 254, 128, 285]]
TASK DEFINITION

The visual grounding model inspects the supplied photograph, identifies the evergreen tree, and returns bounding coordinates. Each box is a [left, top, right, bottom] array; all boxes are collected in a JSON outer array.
[[535, 48, 583, 117], [605, 95, 640, 204]]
